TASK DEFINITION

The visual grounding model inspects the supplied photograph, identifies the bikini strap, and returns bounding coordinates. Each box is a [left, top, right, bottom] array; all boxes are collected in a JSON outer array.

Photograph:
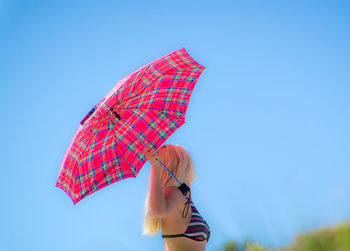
[[177, 183, 191, 218], [162, 234, 186, 238], [182, 199, 191, 218]]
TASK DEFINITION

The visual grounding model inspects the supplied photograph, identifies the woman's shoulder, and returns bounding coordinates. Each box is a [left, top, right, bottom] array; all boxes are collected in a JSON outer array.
[[163, 185, 187, 200], [164, 184, 191, 193], [162, 185, 190, 217], [163, 185, 180, 195]]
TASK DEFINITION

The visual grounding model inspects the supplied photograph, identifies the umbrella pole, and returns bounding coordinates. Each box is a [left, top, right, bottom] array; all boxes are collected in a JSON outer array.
[[158, 160, 182, 186], [158, 160, 190, 196]]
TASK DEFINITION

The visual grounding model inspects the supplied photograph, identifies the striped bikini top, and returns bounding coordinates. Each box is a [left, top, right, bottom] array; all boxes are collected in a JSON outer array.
[[162, 186, 210, 242]]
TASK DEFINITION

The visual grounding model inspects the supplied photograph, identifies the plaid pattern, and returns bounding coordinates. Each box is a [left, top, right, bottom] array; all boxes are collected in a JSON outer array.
[[55, 47, 205, 205]]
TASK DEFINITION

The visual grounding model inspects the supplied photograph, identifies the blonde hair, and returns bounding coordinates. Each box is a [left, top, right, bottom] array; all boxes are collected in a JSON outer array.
[[142, 144, 196, 235]]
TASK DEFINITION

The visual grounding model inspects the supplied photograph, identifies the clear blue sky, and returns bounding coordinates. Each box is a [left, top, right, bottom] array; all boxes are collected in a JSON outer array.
[[1, 1, 350, 250]]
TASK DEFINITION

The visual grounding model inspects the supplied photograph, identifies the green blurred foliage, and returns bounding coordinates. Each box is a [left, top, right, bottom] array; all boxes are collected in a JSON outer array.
[[224, 241, 239, 251], [218, 221, 350, 251], [245, 243, 272, 251]]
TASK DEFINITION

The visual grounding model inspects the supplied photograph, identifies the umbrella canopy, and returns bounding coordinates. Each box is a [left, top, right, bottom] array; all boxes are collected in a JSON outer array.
[[55, 47, 205, 205]]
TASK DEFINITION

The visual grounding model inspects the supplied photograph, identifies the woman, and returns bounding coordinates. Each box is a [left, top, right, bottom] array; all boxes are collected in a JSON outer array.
[[143, 144, 210, 251]]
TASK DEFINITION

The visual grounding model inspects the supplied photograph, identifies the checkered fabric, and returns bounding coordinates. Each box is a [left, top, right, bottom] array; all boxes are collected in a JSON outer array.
[[55, 48, 205, 205]]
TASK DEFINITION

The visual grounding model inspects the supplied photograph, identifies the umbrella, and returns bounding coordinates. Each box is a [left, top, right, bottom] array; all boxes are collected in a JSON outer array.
[[55, 47, 205, 205]]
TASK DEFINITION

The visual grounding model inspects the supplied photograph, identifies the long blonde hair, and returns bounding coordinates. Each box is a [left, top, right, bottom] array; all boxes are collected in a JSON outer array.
[[143, 144, 196, 235]]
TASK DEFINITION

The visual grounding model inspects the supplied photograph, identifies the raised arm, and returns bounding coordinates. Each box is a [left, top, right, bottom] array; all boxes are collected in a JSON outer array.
[[144, 146, 179, 218]]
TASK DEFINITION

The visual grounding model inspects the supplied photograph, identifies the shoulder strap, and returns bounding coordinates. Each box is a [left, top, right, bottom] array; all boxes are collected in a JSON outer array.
[[177, 183, 191, 218]]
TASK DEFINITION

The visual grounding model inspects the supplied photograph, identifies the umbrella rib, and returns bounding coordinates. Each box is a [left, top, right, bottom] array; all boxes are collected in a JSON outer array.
[[112, 109, 183, 185], [114, 65, 194, 110], [111, 119, 147, 177], [120, 107, 183, 122], [114, 74, 166, 108]]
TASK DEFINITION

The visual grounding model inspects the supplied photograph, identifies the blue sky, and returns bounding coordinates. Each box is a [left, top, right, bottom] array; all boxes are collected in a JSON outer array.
[[1, 1, 350, 250]]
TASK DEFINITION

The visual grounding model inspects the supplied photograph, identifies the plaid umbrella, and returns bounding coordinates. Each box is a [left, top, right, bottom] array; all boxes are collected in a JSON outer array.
[[55, 47, 205, 205]]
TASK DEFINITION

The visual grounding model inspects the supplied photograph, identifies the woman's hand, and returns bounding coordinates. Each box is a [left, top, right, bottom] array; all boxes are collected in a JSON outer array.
[[144, 145, 161, 168]]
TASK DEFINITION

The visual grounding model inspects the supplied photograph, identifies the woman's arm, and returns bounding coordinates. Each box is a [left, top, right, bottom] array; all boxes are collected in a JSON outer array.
[[144, 146, 179, 218]]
